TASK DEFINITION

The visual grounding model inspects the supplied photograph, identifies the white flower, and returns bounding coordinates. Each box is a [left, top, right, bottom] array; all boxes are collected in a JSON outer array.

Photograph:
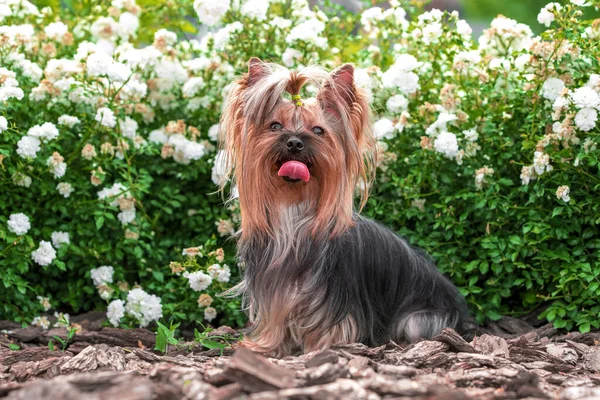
[[520, 165, 535, 185], [125, 288, 163, 328], [44, 21, 68, 40], [583, 138, 597, 153], [98, 182, 129, 203], [53, 312, 70, 328], [37, 296, 51, 312], [463, 129, 479, 142], [57, 182, 74, 198], [208, 124, 220, 142], [58, 115, 80, 128], [31, 316, 50, 330], [241, 0, 270, 21], [32, 241, 56, 266], [119, 12, 140, 38], [207, 263, 231, 282], [570, 87, 600, 109], [90, 265, 114, 286], [185, 56, 213, 72], [27, 122, 59, 141], [107, 299, 125, 327], [90, 16, 119, 40], [86, 52, 128, 80], [533, 151, 553, 175], [453, 50, 481, 65], [537, 3, 561, 27], [96, 107, 117, 128], [574, 108, 597, 131], [474, 166, 494, 190], [182, 77, 205, 98], [381, 60, 420, 94], [586, 74, 600, 92], [570, 0, 590, 6], [489, 58, 510, 71], [433, 131, 459, 159], [149, 129, 168, 144], [411, 199, 426, 211], [426, 112, 457, 136], [556, 185, 571, 202], [386, 95, 409, 114], [47, 152, 67, 179], [204, 307, 217, 322], [456, 20, 472, 38], [193, 0, 230, 26], [286, 18, 327, 48], [0, 116, 7, 132], [51, 231, 70, 248], [13, 173, 32, 188], [514, 54, 531, 71], [120, 117, 138, 140], [553, 96, 569, 112], [282, 48, 302, 67], [154, 28, 177, 47], [168, 134, 206, 164], [361, 7, 383, 32], [118, 208, 136, 225], [270, 17, 292, 29], [373, 118, 396, 140], [8, 213, 31, 235], [212, 150, 228, 185], [183, 271, 212, 291], [422, 22, 442, 44], [541, 77, 565, 101]]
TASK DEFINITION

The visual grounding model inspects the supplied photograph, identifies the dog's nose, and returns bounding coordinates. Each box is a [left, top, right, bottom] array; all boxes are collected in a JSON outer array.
[[286, 136, 304, 153]]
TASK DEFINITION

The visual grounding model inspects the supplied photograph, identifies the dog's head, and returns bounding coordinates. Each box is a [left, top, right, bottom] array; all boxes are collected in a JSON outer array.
[[219, 58, 375, 237]]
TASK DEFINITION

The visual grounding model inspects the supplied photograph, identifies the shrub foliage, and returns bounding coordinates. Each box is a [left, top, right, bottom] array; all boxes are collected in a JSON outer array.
[[1, 0, 599, 333]]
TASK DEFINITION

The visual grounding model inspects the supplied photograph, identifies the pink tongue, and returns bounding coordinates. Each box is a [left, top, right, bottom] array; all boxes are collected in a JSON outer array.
[[278, 161, 310, 182]]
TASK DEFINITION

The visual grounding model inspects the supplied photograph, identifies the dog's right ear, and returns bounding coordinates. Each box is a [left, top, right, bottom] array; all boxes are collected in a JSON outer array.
[[247, 57, 270, 86]]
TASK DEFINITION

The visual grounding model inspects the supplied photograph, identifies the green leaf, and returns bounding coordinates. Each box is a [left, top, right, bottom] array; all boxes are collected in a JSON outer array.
[[485, 310, 502, 321], [508, 236, 522, 246], [199, 339, 226, 350], [95, 216, 105, 230], [579, 322, 591, 334], [9, 343, 20, 351], [154, 321, 170, 353], [479, 261, 489, 274]]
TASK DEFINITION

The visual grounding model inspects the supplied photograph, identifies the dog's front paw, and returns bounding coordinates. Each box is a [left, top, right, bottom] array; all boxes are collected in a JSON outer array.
[[238, 338, 272, 355]]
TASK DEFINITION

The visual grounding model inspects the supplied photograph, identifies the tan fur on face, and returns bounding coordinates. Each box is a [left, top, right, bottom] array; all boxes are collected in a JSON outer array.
[[219, 59, 376, 240]]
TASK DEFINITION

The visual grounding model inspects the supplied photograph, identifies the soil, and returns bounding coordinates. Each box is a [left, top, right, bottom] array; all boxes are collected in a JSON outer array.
[[1, 313, 600, 400]]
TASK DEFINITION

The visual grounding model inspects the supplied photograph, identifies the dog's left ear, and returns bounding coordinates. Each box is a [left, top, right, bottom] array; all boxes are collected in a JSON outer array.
[[319, 64, 356, 119], [247, 57, 270, 86], [331, 64, 356, 106]]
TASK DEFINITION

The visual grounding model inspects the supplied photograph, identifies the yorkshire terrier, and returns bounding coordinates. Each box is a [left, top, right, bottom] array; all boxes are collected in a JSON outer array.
[[219, 57, 469, 356]]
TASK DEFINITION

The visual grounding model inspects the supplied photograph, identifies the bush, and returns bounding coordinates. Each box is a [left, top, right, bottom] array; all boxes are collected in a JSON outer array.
[[1, 0, 599, 333]]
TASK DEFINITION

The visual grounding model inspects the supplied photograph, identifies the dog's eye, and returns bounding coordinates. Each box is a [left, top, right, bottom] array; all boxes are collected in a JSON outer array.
[[270, 122, 282, 131], [312, 126, 324, 136]]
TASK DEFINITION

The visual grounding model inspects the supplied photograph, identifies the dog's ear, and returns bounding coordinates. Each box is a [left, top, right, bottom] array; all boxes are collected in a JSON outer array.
[[331, 64, 356, 107], [318, 64, 356, 119], [247, 57, 270, 86]]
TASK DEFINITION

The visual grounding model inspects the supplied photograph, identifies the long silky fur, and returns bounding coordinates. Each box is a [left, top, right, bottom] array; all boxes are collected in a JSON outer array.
[[219, 59, 469, 356]]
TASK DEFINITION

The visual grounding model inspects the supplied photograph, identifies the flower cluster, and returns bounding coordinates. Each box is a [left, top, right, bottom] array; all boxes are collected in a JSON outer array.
[[110, 287, 163, 328]]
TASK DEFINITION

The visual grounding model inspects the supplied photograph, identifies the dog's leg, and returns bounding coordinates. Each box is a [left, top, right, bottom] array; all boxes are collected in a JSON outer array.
[[300, 315, 359, 353], [393, 311, 460, 342]]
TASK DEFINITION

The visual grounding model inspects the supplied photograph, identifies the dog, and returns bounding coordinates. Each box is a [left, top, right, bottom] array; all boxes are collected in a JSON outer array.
[[218, 57, 469, 356]]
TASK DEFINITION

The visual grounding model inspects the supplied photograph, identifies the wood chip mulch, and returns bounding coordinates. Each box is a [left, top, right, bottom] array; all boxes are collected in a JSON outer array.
[[1, 317, 600, 400]]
